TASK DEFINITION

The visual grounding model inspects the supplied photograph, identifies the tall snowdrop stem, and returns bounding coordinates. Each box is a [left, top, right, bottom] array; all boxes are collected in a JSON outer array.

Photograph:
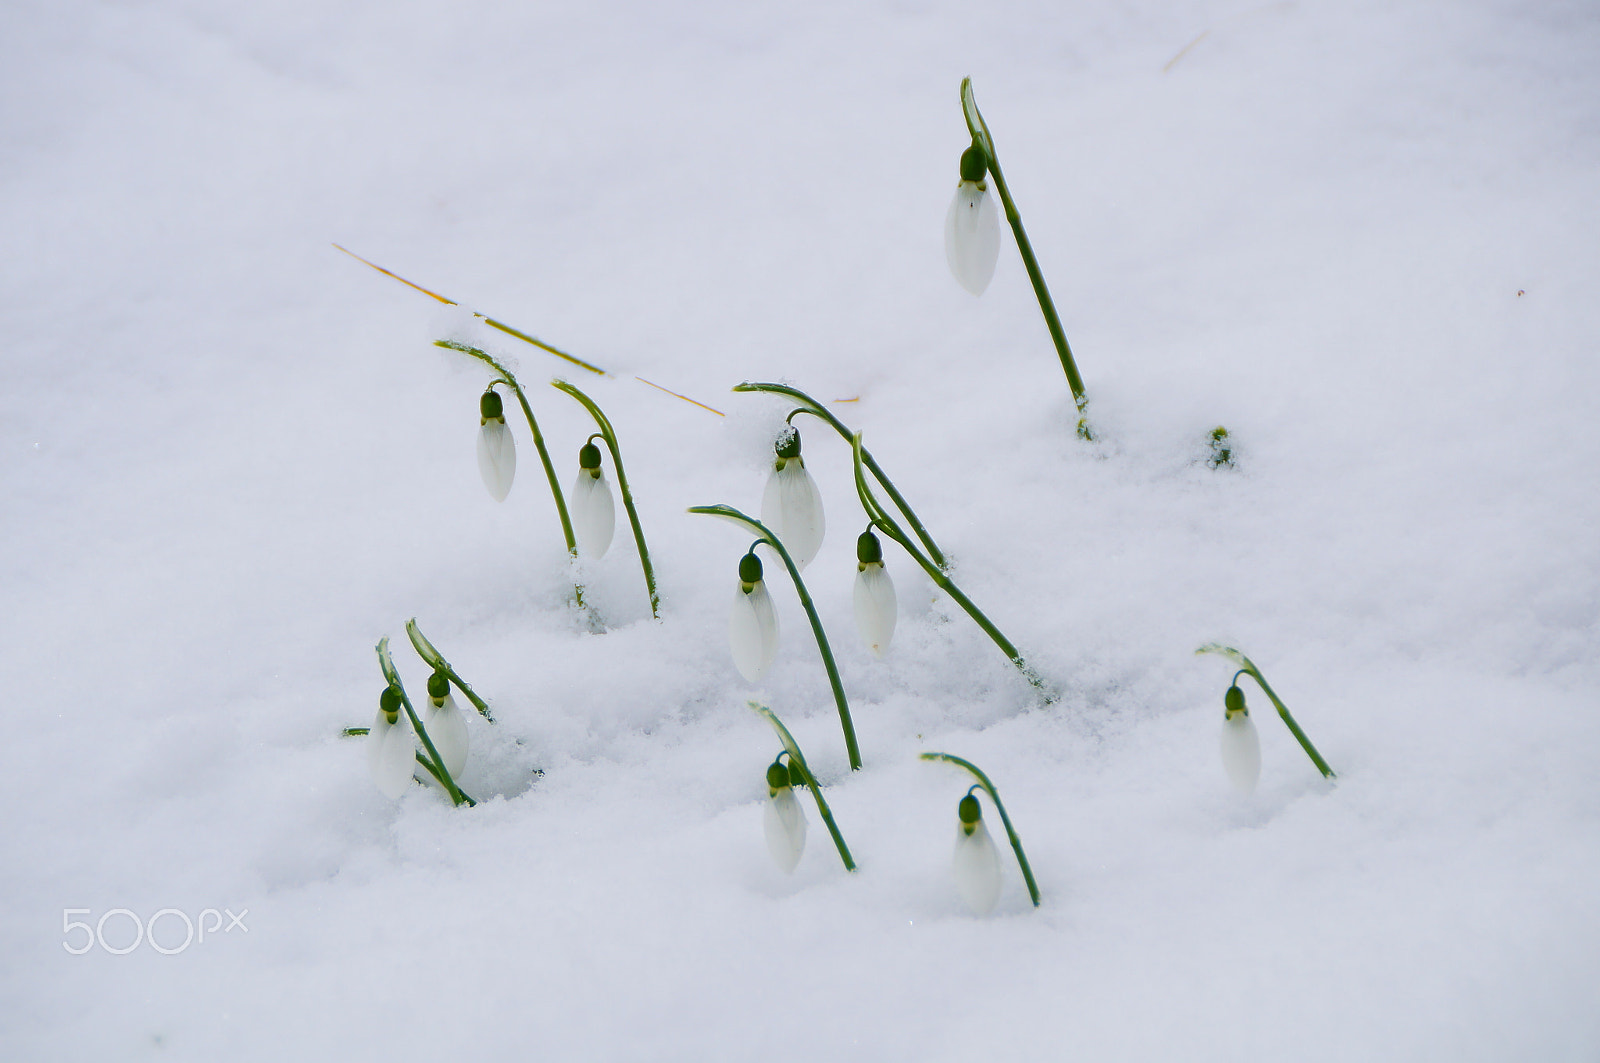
[[1197, 643, 1336, 779], [960, 78, 1090, 439], [752, 702, 855, 871], [435, 341, 587, 610], [551, 379, 661, 618], [376, 637, 476, 806], [921, 752, 1039, 906], [732, 382, 948, 571], [405, 619, 495, 723], [850, 433, 1048, 695], [690, 504, 861, 770]]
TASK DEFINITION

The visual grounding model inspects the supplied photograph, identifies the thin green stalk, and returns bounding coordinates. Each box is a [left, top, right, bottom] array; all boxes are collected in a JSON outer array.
[[551, 379, 661, 618], [1196, 643, 1336, 779], [341, 727, 370, 737], [752, 702, 855, 871], [732, 381, 948, 570], [960, 78, 1090, 438], [378, 637, 474, 806], [689, 504, 861, 770], [921, 752, 1039, 906], [850, 432, 1048, 694], [406, 618, 495, 722]]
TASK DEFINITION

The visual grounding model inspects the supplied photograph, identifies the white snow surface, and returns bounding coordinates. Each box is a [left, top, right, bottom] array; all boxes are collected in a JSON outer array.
[[4, 0, 1599, 1058]]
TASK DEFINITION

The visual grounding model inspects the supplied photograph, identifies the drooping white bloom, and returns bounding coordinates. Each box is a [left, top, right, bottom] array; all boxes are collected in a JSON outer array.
[[729, 574, 780, 683], [1220, 697, 1261, 795], [764, 782, 808, 873], [944, 179, 1001, 296], [367, 695, 417, 800], [761, 437, 825, 569], [953, 809, 1003, 915], [853, 561, 897, 658], [422, 690, 469, 780], [476, 393, 516, 502], [570, 467, 616, 559]]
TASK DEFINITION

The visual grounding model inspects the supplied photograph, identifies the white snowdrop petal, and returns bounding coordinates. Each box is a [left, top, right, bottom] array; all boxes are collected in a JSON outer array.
[[729, 581, 780, 683], [476, 420, 516, 502], [760, 460, 825, 569], [368, 710, 417, 800], [852, 562, 898, 657], [570, 470, 616, 558], [1220, 712, 1262, 794], [952, 819, 1004, 915], [763, 787, 808, 873], [423, 693, 469, 780], [944, 181, 1002, 296]]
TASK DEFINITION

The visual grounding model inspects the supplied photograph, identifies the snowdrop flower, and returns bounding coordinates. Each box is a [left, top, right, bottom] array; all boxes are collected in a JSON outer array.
[[422, 671, 469, 780], [1219, 685, 1261, 795], [729, 551, 780, 683], [852, 529, 897, 657], [760, 427, 825, 570], [944, 144, 1001, 296], [762, 758, 807, 873], [569, 438, 616, 558], [952, 790, 1003, 915], [368, 686, 416, 799], [476, 388, 516, 502]]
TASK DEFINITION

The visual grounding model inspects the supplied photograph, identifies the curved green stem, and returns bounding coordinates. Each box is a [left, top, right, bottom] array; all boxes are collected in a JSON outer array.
[[377, 637, 473, 806], [689, 504, 861, 770], [850, 432, 1048, 695], [435, 340, 586, 609], [732, 382, 948, 570], [405, 619, 495, 722], [960, 78, 1090, 439], [1196, 643, 1336, 779], [920, 752, 1039, 906], [551, 379, 661, 618], [752, 702, 855, 871]]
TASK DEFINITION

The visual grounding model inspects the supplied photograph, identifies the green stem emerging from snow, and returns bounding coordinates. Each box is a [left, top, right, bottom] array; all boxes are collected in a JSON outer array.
[[850, 432, 1049, 696], [405, 618, 495, 722], [377, 637, 476, 806], [551, 379, 661, 618], [732, 381, 949, 570], [1196, 643, 1336, 779], [960, 78, 1090, 439], [921, 752, 1039, 906], [435, 341, 585, 610], [753, 702, 855, 871], [689, 504, 861, 771]]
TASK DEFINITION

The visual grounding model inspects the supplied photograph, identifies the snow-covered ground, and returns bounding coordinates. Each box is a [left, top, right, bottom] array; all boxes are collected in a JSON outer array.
[[4, 0, 1598, 1058]]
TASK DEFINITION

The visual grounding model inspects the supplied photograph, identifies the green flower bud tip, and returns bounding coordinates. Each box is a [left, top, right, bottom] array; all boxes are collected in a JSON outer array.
[[579, 441, 602, 471], [958, 793, 982, 833], [480, 390, 504, 420], [959, 143, 988, 183], [379, 685, 402, 717], [427, 671, 450, 699], [1225, 685, 1247, 718], [738, 552, 764, 585], [774, 427, 801, 461], [856, 530, 883, 565], [766, 761, 790, 792]]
